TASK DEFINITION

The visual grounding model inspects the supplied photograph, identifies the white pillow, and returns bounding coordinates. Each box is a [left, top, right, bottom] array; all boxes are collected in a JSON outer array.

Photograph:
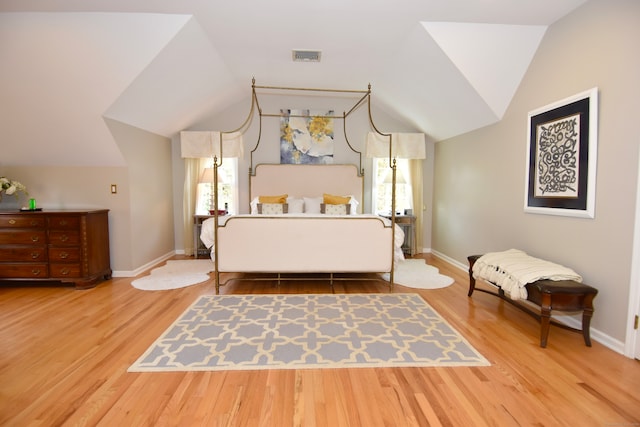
[[250, 197, 260, 215], [347, 196, 359, 215], [286, 197, 304, 214], [303, 196, 323, 214]]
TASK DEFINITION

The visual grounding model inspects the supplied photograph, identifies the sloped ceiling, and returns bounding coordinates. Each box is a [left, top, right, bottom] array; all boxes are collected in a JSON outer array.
[[0, 0, 587, 167]]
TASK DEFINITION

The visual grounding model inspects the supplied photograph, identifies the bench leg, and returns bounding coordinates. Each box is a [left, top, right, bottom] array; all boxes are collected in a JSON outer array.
[[582, 308, 594, 346], [582, 293, 596, 347], [468, 273, 476, 297], [540, 294, 552, 348], [467, 255, 479, 297]]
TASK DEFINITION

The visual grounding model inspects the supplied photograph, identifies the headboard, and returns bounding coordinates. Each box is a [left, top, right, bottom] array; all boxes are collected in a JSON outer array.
[[250, 164, 364, 213]]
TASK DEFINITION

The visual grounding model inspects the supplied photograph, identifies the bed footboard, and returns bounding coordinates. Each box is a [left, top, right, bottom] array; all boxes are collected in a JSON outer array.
[[213, 215, 394, 293]]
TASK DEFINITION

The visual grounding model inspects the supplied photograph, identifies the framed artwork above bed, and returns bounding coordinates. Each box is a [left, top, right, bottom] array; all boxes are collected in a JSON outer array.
[[524, 87, 598, 218], [280, 109, 334, 164]]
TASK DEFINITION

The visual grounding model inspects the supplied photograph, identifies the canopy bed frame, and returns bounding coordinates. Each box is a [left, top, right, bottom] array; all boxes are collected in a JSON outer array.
[[184, 79, 406, 294]]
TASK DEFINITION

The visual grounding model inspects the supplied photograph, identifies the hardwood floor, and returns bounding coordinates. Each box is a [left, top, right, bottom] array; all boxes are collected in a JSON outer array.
[[1, 254, 638, 426]]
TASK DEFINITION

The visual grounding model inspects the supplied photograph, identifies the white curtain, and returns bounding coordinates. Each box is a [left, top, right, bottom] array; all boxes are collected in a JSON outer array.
[[182, 158, 205, 256], [366, 131, 425, 254], [408, 159, 424, 253], [181, 131, 243, 256]]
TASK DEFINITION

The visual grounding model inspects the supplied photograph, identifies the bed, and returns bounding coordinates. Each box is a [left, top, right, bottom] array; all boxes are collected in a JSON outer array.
[[200, 164, 405, 293], [187, 81, 412, 294]]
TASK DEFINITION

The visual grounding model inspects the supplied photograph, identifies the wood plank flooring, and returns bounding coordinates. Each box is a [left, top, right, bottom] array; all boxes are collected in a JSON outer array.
[[0, 254, 638, 426]]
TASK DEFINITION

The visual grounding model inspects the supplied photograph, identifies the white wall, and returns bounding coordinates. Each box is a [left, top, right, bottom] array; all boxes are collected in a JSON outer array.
[[433, 0, 640, 344]]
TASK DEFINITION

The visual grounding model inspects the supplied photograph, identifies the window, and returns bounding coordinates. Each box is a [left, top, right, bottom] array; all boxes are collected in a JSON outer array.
[[196, 158, 239, 215], [372, 158, 412, 215]]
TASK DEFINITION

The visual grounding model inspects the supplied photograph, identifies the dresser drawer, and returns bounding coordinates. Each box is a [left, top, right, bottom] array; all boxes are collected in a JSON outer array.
[[0, 263, 48, 278], [49, 230, 80, 245], [0, 247, 47, 262], [0, 230, 47, 245], [48, 216, 80, 229], [0, 216, 46, 228], [50, 263, 81, 278], [49, 247, 80, 262]]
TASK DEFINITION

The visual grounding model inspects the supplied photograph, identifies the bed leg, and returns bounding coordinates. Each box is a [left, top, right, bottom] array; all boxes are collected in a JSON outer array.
[[215, 271, 220, 295]]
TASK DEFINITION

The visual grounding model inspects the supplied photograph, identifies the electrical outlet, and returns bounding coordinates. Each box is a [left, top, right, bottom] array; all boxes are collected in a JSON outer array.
[[110, 184, 117, 194]]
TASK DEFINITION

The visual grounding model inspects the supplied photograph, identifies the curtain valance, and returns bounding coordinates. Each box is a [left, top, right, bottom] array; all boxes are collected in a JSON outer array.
[[180, 131, 244, 158], [365, 132, 426, 159]]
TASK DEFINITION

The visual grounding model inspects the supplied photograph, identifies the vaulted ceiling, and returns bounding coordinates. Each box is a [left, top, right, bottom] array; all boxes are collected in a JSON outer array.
[[0, 0, 587, 166]]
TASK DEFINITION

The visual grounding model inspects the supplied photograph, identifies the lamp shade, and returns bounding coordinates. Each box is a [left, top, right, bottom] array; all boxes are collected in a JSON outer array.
[[181, 131, 244, 158], [365, 132, 426, 159], [383, 169, 407, 184], [199, 168, 227, 184]]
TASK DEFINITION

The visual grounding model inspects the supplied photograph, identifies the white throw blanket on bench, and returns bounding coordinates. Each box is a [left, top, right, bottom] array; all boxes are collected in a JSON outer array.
[[472, 249, 582, 300]]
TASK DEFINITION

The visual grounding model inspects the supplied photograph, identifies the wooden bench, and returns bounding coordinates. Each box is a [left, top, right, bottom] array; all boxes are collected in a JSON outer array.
[[467, 255, 598, 348]]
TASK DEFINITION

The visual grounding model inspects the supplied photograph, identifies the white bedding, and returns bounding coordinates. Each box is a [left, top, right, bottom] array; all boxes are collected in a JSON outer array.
[[200, 213, 405, 267]]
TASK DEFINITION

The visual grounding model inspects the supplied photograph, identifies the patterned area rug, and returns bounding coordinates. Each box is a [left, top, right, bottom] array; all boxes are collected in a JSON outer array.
[[129, 293, 489, 372]]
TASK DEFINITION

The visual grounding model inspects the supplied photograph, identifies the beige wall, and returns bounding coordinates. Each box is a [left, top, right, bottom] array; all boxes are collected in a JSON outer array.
[[0, 164, 131, 270], [0, 120, 174, 273], [433, 0, 640, 343], [107, 119, 175, 270]]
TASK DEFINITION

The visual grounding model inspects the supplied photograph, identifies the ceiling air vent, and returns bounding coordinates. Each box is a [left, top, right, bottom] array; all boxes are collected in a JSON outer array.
[[292, 49, 321, 62]]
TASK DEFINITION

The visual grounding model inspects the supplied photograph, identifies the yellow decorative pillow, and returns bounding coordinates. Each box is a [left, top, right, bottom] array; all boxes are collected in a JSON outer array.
[[323, 193, 351, 205], [259, 194, 288, 204]]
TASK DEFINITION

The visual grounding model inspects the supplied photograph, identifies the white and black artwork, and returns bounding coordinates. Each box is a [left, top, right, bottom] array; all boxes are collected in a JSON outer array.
[[525, 88, 598, 218]]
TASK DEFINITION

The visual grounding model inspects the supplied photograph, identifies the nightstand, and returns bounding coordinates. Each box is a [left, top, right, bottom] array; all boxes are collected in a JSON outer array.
[[383, 214, 416, 256], [193, 215, 214, 259]]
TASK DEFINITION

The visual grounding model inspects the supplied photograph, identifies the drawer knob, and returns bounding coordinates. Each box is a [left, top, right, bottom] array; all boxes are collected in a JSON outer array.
[[59, 252, 69, 259], [31, 236, 40, 242], [31, 269, 41, 276], [9, 219, 16, 225], [60, 235, 69, 242], [31, 252, 41, 259], [60, 268, 70, 276]]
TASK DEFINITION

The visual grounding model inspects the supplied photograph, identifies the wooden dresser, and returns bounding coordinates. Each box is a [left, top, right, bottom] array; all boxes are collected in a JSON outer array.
[[0, 209, 111, 289]]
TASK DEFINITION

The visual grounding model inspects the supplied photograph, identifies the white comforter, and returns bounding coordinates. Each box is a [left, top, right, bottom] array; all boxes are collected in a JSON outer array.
[[472, 249, 582, 300], [200, 214, 405, 264]]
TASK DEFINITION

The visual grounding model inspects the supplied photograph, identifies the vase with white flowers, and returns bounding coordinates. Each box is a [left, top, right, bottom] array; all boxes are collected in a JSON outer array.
[[0, 176, 28, 201]]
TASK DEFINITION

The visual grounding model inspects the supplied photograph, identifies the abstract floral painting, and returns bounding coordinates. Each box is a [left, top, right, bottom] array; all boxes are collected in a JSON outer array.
[[280, 109, 334, 164]]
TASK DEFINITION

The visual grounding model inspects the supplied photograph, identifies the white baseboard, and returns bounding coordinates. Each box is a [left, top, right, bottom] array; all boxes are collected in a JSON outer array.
[[431, 250, 628, 357], [111, 250, 176, 278]]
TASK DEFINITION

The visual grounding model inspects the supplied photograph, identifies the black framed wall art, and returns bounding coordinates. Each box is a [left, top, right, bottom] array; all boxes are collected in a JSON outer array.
[[524, 87, 598, 218]]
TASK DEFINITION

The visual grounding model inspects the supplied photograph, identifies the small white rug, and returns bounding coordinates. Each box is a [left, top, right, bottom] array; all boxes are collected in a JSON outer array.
[[382, 259, 454, 289], [131, 260, 213, 291]]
